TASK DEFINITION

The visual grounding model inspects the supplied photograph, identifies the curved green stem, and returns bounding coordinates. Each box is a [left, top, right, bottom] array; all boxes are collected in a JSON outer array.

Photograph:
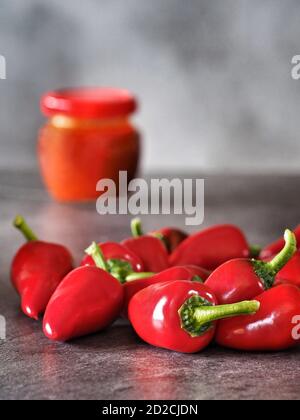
[[179, 296, 260, 337], [13, 215, 38, 242], [85, 242, 108, 271], [125, 272, 155, 282], [252, 229, 297, 289], [131, 218, 144, 238], [267, 229, 297, 273]]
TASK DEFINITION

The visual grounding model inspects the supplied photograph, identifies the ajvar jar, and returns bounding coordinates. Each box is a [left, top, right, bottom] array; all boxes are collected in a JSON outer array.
[[38, 87, 140, 201]]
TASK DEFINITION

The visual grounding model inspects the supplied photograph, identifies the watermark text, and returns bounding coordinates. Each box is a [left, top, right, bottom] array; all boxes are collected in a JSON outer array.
[[0, 55, 6, 80], [292, 315, 300, 340], [96, 172, 204, 226], [0, 315, 6, 341], [291, 55, 300, 80]]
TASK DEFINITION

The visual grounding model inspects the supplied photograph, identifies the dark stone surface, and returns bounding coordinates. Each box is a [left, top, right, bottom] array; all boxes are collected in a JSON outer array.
[[0, 170, 300, 400]]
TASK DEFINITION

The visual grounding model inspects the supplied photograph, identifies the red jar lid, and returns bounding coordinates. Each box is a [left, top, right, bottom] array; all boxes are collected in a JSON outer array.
[[41, 87, 138, 119]]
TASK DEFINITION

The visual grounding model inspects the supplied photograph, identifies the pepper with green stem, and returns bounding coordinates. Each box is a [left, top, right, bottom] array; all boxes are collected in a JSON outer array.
[[81, 241, 145, 283], [122, 219, 170, 272], [129, 280, 259, 353], [12, 215, 73, 320], [205, 229, 297, 305]]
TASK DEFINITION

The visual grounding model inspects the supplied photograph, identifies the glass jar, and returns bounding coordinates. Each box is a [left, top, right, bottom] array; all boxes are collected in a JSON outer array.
[[38, 88, 140, 201]]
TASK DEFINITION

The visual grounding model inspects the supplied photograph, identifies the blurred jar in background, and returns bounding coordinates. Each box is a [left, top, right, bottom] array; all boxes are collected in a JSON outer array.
[[39, 87, 140, 201]]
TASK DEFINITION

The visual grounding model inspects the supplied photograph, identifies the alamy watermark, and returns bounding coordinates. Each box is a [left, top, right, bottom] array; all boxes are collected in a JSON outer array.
[[292, 315, 300, 340], [291, 55, 300, 80], [0, 315, 6, 341], [0, 55, 6, 79], [96, 172, 204, 226]]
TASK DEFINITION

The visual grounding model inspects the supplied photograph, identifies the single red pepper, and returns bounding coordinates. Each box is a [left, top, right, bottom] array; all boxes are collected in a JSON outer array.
[[122, 230, 169, 272], [43, 242, 123, 341], [11, 216, 73, 320], [260, 225, 300, 260], [80, 241, 144, 282], [131, 218, 187, 253], [169, 224, 250, 270], [216, 284, 300, 351], [128, 280, 259, 353], [205, 229, 296, 305], [122, 265, 210, 317]]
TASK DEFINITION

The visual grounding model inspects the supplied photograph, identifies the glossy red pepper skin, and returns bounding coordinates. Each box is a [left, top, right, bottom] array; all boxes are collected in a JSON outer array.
[[169, 224, 249, 270], [205, 259, 265, 305], [129, 280, 259, 353], [216, 284, 300, 351], [129, 281, 218, 353], [43, 266, 123, 341], [80, 242, 144, 272], [11, 241, 73, 320], [123, 265, 210, 317], [151, 227, 188, 253], [260, 225, 300, 260], [275, 251, 300, 287], [122, 236, 169, 272]]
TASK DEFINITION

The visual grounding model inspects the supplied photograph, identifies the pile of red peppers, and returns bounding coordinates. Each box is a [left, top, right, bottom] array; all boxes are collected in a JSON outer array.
[[10, 216, 300, 353]]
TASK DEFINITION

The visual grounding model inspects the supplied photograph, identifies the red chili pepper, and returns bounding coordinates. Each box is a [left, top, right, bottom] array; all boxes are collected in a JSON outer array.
[[122, 230, 169, 272], [43, 242, 123, 341], [11, 216, 73, 320], [216, 284, 300, 351], [205, 229, 296, 305], [169, 224, 250, 270], [80, 241, 144, 282], [128, 280, 259, 353], [122, 265, 210, 317], [260, 225, 300, 260], [130, 218, 188, 253]]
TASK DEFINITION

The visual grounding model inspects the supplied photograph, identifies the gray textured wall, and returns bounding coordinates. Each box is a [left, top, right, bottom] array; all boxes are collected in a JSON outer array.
[[0, 0, 300, 173]]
